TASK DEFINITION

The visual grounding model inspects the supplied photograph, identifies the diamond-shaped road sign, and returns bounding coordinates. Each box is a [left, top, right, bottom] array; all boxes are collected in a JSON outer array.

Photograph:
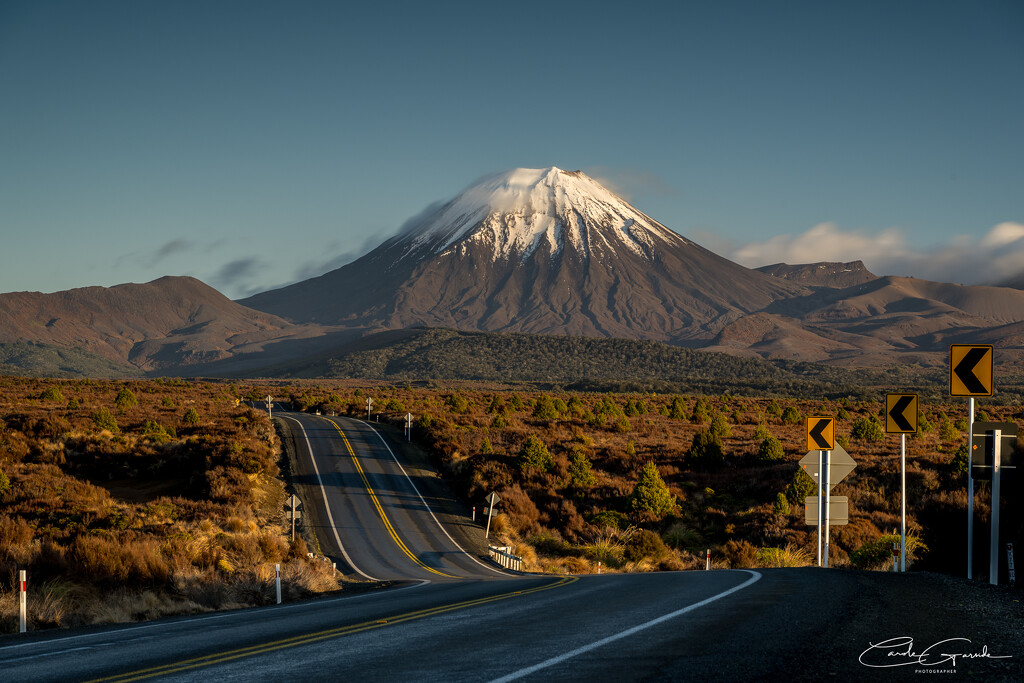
[[885, 393, 918, 434], [487, 491, 501, 507], [806, 417, 835, 451], [950, 344, 994, 397], [805, 496, 849, 526], [799, 442, 857, 486]]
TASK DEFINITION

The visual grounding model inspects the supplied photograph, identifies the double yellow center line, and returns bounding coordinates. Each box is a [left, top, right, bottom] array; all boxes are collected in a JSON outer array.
[[88, 577, 577, 682], [325, 419, 457, 579]]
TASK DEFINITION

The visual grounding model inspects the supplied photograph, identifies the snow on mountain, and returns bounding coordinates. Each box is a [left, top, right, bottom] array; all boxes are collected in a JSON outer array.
[[394, 167, 688, 263]]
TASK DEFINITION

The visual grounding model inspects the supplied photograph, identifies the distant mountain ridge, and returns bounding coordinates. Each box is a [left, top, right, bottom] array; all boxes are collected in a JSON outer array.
[[2, 167, 1023, 378]]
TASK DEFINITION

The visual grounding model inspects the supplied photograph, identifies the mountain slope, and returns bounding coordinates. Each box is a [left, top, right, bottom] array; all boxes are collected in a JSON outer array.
[[0, 276, 306, 372], [241, 168, 806, 342]]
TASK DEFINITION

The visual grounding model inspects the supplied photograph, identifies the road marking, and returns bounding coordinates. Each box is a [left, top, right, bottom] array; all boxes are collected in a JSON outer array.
[[489, 570, 763, 683], [85, 577, 577, 682], [0, 580, 430, 655], [279, 415, 381, 581], [351, 418, 511, 576], [327, 420, 459, 579]]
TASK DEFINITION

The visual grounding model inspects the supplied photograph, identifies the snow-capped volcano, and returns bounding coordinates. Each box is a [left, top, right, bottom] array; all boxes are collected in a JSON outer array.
[[241, 167, 806, 341], [395, 167, 687, 263]]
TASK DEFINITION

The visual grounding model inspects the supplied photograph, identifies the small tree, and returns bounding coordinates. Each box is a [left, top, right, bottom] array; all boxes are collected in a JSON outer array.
[[772, 492, 791, 516], [182, 406, 201, 426], [691, 397, 709, 425], [39, 386, 64, 402], [532, 394, 558, 420], [766, 399, 783, 420], [938, 418, 959, 442], [568, 448, 596, 488], [517, 435, 553, 473], [851, 416, 884, 442], [92, 408, 120, 434], [951, 443, 969, 475], [786, 469, 816, 504], [781, 406, 802, 425], [686, 430, 724, 470], [709, 412, 732, 438], [668, 396, 687, 420], [629, 461, 676, 518], [758, 436, 786, 462], [114, 387, 137, 411]]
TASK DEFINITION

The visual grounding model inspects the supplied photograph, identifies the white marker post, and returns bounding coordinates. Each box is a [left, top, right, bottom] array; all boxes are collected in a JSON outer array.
[[990, 428, 1002, 586], [900, 432, 907, 572], [275, 564, 282, 604], [19, 570, 26, 633], [967, 397, 975, 579], [705, 549, 710, 570], [405, 412, 413, 441], [267, 395, 273, 419]]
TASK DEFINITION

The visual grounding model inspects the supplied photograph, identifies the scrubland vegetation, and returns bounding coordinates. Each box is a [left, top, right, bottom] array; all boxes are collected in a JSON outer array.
[[291, 382, 1021, 577], [3, 374, 1019, 632], [0, 377, 338, 632]]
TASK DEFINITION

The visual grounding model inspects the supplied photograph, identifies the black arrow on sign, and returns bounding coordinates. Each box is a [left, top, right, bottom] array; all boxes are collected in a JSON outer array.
[[888, 395, 915, 431], [809, 419, 832, 449], [954, 347, 989, 393]]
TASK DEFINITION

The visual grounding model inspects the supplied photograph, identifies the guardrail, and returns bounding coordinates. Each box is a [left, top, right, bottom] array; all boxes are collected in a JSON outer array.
[[488, 545, 523, 571]]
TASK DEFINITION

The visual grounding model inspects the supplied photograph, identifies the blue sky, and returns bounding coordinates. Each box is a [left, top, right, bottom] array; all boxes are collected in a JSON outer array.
[[2, 1, 1022, 298]]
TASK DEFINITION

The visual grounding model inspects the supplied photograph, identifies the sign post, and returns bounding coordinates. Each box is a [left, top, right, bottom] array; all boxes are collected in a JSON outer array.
[[366, 397, 374, 421], [886, 393, 918, 572], [970, 421, 1019, 585], [802, 419, 851, 569], [485, 491, 500, 539], [266, 395, 273, 419], [405, 413, 413, 441], [950, 344, 994, 580], [285, 494, 302, 542]]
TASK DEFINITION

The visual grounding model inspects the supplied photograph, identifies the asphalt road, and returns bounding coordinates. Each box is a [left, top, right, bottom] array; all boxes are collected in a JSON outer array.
[[276, 411, 507, 581], [2, 407, 1021, 681]]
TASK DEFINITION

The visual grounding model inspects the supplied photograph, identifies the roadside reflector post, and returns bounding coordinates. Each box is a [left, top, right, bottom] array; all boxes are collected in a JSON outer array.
[[705, 549, 710, 570], [597, 561, 601, 574], [275, 564, 282, 604], [472, 506, 476, 523], [19, 570, 26, 633]]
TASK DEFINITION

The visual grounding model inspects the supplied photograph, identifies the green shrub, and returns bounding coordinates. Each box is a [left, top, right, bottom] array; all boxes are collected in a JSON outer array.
[[39, 386, 64, 402], [786, 469, 817, 503], [850, 533, 927, 570], [568, 448, 596, 488], [517, 435, 553, 473], [938, 418, 959, 442], [851, 416, 884, 442], [753, 423, 771, 441], [114, 387, 137, 411], [532, 394, 558, 420], [480, 437, 494, 455], [767, 400, 783, 420], [757, 436, 786, 462], [629, 461, 676, 518], [0, 468, 10, 494], [668, 396, 687, 420], [686, 430, 724, 470], [951, 443, 968, 475], [92, 408, 120, 434], [625, 529, 669, 562], [781, 406, 802, 425], [772, 492, 790, 516], [182, 406, 201, 426], [709, 412, 732, 438], [590, 510, 627, 530]]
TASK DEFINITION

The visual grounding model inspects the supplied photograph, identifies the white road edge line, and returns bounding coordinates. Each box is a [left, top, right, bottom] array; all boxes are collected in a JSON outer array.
[[488, 570, 763, 683], [353, 418, 511, 576], [0, 580, 430, 653], [278, 415, 380, 581]]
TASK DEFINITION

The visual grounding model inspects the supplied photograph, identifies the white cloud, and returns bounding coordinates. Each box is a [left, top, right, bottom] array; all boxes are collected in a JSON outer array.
[[732, 222, 1024, 285]]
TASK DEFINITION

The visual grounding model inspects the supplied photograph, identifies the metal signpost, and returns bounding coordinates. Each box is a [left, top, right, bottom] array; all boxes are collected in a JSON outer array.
[[970, 421, 1018, 585], [484, 491, 500, 539], [266, 395, 273, 419], [885, 393, 918, 572], [285, 494, 302, 542], [366, 397, 374, 421], [801, 419, 854, 568], [405, 412, 413, 441], [950, 344, 994, 580]]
